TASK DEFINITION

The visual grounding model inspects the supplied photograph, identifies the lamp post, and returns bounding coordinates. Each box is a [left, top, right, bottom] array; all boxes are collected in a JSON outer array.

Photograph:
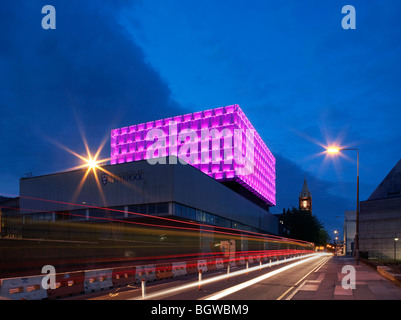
[[326, 147, 359, 264], [394, 237, 399, 261]]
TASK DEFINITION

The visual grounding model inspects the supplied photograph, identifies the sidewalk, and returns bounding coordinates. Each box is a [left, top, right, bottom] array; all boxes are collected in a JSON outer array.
[[291, 256, 401, 300]]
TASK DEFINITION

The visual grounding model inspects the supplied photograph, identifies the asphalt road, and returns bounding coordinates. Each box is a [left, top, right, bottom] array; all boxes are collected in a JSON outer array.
[[85, 253, 331, 301]]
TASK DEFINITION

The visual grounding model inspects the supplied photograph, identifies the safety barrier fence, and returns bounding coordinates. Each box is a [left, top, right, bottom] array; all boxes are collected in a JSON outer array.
[[0, 249, 313, 300]]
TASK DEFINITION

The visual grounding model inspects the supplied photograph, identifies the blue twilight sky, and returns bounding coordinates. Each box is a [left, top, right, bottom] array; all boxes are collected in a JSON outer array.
[[1, 1, 401, 238]]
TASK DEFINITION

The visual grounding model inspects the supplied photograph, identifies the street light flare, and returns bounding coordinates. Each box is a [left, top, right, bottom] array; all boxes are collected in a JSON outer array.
[[85, 156, 99, 170], [327, 147, 340, 154]]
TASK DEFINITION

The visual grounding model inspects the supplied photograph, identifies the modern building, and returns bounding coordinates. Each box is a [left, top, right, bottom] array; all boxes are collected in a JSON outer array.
[[17, 105, 281, 259], [19, 157, 278, 236], [360, 159, 401, 260], [343, 210, 356, 256], [110, 104, 276, 207], [299, 178, 312, 212]]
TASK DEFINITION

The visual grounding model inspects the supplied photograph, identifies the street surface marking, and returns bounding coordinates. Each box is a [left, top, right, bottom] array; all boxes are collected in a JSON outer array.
[[277, 255, 331, 300], [202, 254, 330, 300]]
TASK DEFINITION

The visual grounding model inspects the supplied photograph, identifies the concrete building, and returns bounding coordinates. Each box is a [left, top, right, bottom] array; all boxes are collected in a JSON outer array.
[[17, 105, 284, 258], [20, 105, 278, 237], [343, 210, 356, 255], [360, 159, 401, 260], [3, 106, 318, 277], [20, 157, 278, 235]]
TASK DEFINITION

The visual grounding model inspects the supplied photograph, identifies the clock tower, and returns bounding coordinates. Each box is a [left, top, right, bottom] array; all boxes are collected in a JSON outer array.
[[299, 178, 312, 212]]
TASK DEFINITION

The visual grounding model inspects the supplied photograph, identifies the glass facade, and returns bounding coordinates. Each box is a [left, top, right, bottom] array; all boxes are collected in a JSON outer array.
[[110, 105, 276, 206], [22, 201, 262, 235], [173, 202, 260, 233]]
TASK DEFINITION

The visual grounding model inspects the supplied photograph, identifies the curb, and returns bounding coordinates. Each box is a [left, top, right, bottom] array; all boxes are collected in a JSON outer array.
[[377, 266, 401, 287]]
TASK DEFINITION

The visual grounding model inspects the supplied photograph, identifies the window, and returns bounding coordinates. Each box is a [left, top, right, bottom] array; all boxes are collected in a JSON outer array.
[[157, 203, 168, 215], [206, 213, 215, 225], [189, 208, 196, 220], [175, 203, 182, 217], [109, 206, 125, 219], [138, 205, 147, 214], [70, 209, 87, 221], [196, 210, 204, 222], [148, 204, 156, 215]]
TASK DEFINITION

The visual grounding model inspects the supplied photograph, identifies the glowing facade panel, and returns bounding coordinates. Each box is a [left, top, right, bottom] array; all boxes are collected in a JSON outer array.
[[110, 105, 276, 206]]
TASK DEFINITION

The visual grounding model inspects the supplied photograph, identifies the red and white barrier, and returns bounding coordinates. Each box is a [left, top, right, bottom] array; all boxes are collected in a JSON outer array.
[[0, 251, 314, 300], [0, 275, 48, 300], [84, 268, 114, 293], [47, 271, 85, 299], [172, 262, 187, 277]]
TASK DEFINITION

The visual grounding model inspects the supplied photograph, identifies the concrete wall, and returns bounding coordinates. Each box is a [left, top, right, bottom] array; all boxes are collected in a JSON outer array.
[[343, 210, 356, 255], [360, 197, 401, 259]]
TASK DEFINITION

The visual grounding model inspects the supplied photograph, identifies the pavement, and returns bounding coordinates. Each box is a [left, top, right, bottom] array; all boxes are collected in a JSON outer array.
[[290, 255, 401, 300]]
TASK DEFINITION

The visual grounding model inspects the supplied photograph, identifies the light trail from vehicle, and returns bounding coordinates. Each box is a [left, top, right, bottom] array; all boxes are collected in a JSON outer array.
[[202, 253, 332, 300], [15, 195, 313, 247], [127, 253, 329, 300], [1, 195, 315, 280]]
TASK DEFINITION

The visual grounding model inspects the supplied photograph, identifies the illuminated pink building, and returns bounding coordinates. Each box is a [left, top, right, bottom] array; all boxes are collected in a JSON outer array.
[[110, 105, 276, 206]]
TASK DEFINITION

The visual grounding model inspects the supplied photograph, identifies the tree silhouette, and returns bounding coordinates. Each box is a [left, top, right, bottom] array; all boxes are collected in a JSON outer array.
[[282, 207, 329, 246]]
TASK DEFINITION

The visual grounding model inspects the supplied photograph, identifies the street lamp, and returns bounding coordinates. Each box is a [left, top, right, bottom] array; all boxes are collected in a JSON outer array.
[[394, 237, 399, 261], [326, 147, 360, 264]]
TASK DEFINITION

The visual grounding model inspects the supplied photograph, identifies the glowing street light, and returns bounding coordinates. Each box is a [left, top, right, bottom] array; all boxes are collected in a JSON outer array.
[[327, 148, 340, 154], [325, 146, 360, 264], [85, 156, 100, 170]]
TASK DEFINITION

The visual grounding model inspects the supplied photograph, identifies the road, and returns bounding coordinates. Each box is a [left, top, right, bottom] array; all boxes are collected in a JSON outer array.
[[85, 253, 331, 301]]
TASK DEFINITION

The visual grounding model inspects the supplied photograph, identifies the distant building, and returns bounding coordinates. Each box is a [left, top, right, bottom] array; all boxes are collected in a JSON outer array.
[[360, 159, 401, 260], [343, 210, 356, 255], [0, 197, 21, 238], [299, 178, 312, 212]]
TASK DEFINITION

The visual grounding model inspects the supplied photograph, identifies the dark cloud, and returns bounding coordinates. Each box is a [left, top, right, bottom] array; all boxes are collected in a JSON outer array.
[[0, 0, 185, 194]]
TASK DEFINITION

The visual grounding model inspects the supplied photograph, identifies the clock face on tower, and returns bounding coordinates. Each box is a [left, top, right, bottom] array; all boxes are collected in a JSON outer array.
[[299, 178, 312, 212]]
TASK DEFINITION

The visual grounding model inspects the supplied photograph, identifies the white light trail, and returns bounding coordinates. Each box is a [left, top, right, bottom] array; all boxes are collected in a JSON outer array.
[[129, 253, 330, 300], [203, 253, 331, 300]]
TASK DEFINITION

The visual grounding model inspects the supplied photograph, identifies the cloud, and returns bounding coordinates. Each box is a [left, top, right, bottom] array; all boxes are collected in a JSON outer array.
[[0, 1, 186, 194]]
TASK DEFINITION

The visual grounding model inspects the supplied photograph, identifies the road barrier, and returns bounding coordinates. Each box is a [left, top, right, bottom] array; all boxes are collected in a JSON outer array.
[[172, 262, 187, 277], [236, 256, 245, 266], [0, 275, 48, 300], [216, 258, 224, 270], [136, 265, 156, 282], [84, 268, 114, 293], [47, 271, 85, 299], [112, 266, 136, 287], [197, 260, 208, 273], [186, 260, 198, 275], [207, 259, 217, 272], [0, 250, 314, 300], [156, 263, 173, 280]]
